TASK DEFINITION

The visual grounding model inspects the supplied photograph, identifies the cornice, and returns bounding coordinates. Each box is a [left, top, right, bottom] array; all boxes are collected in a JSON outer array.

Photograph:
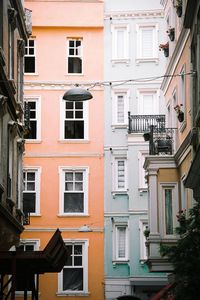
[[24, 81, 103, 91], [104, 10, 164, 20], [144, 155, 177, 170]]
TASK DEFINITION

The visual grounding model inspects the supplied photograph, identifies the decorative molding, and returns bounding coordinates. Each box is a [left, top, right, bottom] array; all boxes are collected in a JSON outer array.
[[24, 81, 103, 91], [24, 152, 104, 158], [105, 10, 164, 20]]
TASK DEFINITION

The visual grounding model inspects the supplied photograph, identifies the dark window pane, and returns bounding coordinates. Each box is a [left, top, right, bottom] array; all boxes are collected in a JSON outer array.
[[28, 120, 37, 139], [74, 245, 82, 254], [24, 57, 35, 73], [23, 192, 36, 213], [66, 111, 73, 119], [64, 193, 84, 213], [69, 40, 74, 47], [64, 121, 84, 139], [29, 102, 36, 109], [27, 172, 35, 180], [75, 102, 83, 109], [65, 246, 72, 266], [63, 268, 83, 291], [30, 111, 36, 118], [25, 245, 34, 251], [65, 172, 73, 180], [69, 49, 74, 55], [74, 256, 82, 266], [29, 48, 34, 55], [76, 41, 81, 47], [29, 40, 34, 47], [75, 111, 83, 118], [68, 57, 82, 73], [65, 102, 73, 109], [75, 173, 83, 181]]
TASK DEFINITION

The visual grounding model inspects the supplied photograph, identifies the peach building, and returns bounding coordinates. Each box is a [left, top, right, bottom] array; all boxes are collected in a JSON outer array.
[[22, 1, 104, 299]]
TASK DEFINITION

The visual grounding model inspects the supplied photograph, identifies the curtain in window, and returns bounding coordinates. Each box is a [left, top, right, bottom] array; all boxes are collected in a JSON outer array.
[[165, 189, 173, 235], [118, 227, 126, 258]]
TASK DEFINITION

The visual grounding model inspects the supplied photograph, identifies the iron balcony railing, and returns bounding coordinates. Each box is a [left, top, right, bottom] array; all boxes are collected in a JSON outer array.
[[128, 112, 166, 133]]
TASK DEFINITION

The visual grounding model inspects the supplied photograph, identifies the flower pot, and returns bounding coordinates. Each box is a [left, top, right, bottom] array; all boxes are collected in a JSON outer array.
[[176, 6, 182, 17], [168, 30, 175, 41], [177, 111, 184, 122], [163, 47, 169, 57]]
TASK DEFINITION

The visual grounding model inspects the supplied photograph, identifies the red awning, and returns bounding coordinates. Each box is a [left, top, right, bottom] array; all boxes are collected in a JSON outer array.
[[150, 284, 174, 300]]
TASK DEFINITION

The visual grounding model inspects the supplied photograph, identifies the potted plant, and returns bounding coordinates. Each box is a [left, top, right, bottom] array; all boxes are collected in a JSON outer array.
[[167, 27, 175, 41], [159, 42, 169, 57], [175, 0, 182, 17], [174, 104, 184, 122], [143, 227, 150, 239]]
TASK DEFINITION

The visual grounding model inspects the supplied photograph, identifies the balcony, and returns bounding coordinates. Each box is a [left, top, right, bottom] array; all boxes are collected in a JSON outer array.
[[128, 113, 177, 155]]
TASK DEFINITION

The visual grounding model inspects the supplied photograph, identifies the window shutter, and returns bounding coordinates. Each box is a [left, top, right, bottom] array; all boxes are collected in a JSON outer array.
[[117, 95, 125, 123], [142, 28, 153, 58], [117, 160, 125, 189], [118, 227, 126, 258]]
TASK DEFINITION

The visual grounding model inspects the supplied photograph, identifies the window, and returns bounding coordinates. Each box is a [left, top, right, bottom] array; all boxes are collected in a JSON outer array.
[[136, 24, 158, 60], [59, 168, 88, 215], [24, 97, 41, 140], [111, 24, 129, 61], [160, 184, 179, 237], [61, 99, 88, 140], [112, 90, 129, 126], [24, 38, 36, 73], [58, 241, 88, 294], [180, 66, 186, 118], [138, 151, 147, 190], [114, 158, 127, 191], [8, 23, 14, 79], [23, 168, 41, 215], [137, 90, 159, 115], [139, 221, 148, 261], [113, 224, 128, 261], [67, 38, 82, 74]]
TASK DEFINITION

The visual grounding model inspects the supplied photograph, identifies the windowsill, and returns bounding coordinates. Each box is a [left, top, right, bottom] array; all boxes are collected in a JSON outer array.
[[24, 73, 39, 76], [25, 140, 42, 144], [112, 260, 129, 265], [111, 58, 130, 65], [65, 73, 84, 76], [138, 188, 148, 193], [140, 259, 147, 265], [57, 292, 90, 297], [112, 190, 128, 196], [111, 124, 128, 129], [135, 57, 159, 64], [30, 214, 41, 217], [58, 139, 90, 144], [57, 214, 90, 217]]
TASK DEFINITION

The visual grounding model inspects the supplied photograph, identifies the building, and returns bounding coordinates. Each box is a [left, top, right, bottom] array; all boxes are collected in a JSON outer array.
[[104, 1, 168, 299], [0, 0, 28, 251], [144, 0, 193, 273], [22, 0, 104, 299]]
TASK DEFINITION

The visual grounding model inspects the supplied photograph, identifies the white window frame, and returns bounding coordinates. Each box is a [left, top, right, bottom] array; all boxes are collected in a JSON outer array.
[[59, 167, 89, 216], [23, 167, 41, 216], [58, 239, 88, 295], [24, 38, 37, 74], [60, 97, 89, 141], [66, 38, 83, 74], [112, 89, 129, 126], [136, 23, 158, 61], [159, 183, 179, 237], [139, 220, 148, 261], [111, 24, 130, 62], [24, 96, 41, 142], [138, 151, 148, 190], [113, 158, 128, 193], [113, 223, 129, 262], [137, 89, 159, 115]]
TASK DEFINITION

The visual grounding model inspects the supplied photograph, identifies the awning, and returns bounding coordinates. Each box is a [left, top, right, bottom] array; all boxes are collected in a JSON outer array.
[[150, 284, 174, 300], [0, 229, 68, 300]]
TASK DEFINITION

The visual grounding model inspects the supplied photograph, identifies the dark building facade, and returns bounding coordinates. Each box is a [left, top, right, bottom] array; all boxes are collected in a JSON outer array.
[[0, 0, 29, 250]]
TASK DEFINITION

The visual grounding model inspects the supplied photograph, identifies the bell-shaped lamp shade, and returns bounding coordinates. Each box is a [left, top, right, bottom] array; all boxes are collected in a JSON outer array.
[[63, 86, 93, 102]]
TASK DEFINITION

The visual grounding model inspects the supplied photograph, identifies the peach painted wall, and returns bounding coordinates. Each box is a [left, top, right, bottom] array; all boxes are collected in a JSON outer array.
[[22, 1, 104, 299]]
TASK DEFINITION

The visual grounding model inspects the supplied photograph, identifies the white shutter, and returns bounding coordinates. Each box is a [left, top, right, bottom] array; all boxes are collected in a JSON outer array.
[[117, 227, 126, 258], [117, 160, 125, 189], [117, 95, 125, 123], [141, 28, 153, 58]]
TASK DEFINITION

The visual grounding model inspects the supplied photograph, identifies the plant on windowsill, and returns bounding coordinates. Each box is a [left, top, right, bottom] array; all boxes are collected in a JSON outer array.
[[167, 27, 175, 42], [159, 42, 169, 57], [143, 227, 150, 239], [174, 104, 184, 122], [174, 0, 182, 17]]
